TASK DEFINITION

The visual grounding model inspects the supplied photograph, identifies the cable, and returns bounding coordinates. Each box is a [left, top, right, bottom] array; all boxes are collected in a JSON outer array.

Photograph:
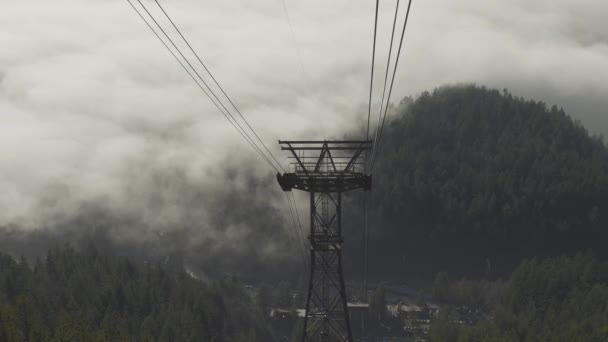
[[131, 0, 276, 172], [363, 2, 414, 317], [128, 0, 307, 278], [371, 0, 413, 170], [285, 192, 308, 272], [374, 0, 413, 164], [290, 192, 306, 254], [366, 0, 380, 144], [136, 0, 274, 172], [363, 2, 380, 324], [286, 193, 310, 296], [154, 0, 286, 173], [362, 194, 369, 298], [279, 0, 308, 85], [291, 195, 308, 272], [372, 0, 401, 161], [126, 1, 253, 153], [131, 0, 280, 173]]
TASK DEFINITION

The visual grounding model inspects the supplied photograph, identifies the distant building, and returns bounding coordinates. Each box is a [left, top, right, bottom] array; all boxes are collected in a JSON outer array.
[[289, 303, 370, 319], [387, 303, 423, 317], [270, 308, 293, 319]]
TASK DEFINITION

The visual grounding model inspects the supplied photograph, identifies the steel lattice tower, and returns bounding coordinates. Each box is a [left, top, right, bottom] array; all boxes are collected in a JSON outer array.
[[277, 140, 372, 342]]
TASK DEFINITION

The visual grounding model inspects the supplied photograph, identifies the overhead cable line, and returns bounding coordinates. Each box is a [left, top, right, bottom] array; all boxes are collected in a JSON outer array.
[[128, 0, 281, 174], [290, 192, 306, 256], [366, 0, 380, 144], [363, 0, 414, 309], [135, 0, 279, 173], [371, 0, 413, 170], [273, 0, 314, 277], [373, 0, 401, 152], [154, 0, 285, 173], [362, 0, 380, 306], [279, 0, 309, 83], [128, 0, 307, 273], [151, 0, 309, 272], [285, 192, 309, 271]]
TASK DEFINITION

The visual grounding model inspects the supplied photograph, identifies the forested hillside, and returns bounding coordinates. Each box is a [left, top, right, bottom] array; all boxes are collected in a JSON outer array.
[[0, 246, 273, 342], [350, 85, 608, 277], [429, 253, 608, 341]]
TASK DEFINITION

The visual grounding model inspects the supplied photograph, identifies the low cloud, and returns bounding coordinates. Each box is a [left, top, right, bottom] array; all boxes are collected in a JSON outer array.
[[0, 0, 606, 272]]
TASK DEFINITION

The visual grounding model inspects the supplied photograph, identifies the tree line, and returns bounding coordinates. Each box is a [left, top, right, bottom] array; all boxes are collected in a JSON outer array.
[[429, 252, 608, 341], [0, 245, 273, 342]]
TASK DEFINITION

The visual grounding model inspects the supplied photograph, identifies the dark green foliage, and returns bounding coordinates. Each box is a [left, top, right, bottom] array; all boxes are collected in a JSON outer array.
[[363, 85, 608, 276], [431, 272, 503, 310], [0, 246, 273, 342], [432, 272, 450, 302], [429, 253, 608, 341], [368, 285, 387, 322], [274, 281, 293, 309]]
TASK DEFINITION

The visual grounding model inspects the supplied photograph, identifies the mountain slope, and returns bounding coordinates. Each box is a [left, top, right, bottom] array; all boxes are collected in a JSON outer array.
[[353, 85, 608, 277]]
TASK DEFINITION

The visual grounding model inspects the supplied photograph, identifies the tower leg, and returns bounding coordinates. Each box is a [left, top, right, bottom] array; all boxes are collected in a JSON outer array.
[[301, 192, 353, 342], [302, 249, 314, 342]]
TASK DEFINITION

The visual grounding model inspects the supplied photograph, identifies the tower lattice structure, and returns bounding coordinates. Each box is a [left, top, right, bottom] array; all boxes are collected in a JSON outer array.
[[277, 140, 372, 342]]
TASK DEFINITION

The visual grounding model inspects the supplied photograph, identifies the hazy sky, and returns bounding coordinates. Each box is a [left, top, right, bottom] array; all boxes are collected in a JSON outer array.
[[0, 0, 606, 260]]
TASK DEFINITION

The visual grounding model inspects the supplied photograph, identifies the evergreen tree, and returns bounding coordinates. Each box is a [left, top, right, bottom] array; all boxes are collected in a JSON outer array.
[[0, 247, 275, 342]]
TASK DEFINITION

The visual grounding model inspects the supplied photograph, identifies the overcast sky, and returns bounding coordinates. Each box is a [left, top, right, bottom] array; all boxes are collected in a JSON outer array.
[[0, 0, 606, 254]]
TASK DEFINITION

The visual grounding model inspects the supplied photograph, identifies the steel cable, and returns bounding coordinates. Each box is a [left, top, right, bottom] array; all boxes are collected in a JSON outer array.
[[371, 0, 413, 170], [130, 0, 280, 173], [154, 0, 286, 173]]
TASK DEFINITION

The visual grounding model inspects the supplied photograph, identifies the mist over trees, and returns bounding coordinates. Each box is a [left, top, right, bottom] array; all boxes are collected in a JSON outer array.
[[3, 84, 607, 282], [1, 83, 608, 341], [348, 85, 608, 278], [0, 167, 300, 283]]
